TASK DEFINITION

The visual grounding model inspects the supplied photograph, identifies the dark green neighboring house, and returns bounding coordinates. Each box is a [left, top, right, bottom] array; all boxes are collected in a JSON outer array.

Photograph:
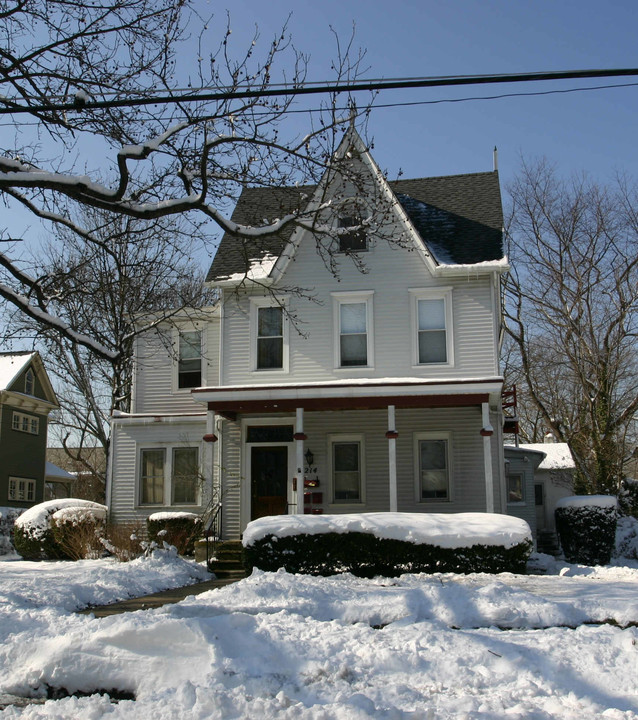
[[0, 352, 59, 508]]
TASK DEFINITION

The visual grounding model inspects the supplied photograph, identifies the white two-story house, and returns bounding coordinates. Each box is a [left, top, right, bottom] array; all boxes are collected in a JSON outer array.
[[107, 129, 511, 540]]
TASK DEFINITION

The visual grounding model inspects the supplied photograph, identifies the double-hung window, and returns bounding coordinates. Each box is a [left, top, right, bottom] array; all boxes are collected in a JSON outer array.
[[139, 446, 200, 506], [12, 411, 39, 435], [415, 433, 451, 502], [251, 298, 288, 372], [332, 291, 374, 369], [410, 288, 453, 366], [8, 477, 35, 502], [330, 435, 364, 503], [177, 330, 202, 389]]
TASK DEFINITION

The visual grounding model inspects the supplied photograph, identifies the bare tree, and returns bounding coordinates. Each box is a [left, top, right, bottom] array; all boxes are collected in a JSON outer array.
[[0, 0, 372, 359], [503, 159, 638, 494]]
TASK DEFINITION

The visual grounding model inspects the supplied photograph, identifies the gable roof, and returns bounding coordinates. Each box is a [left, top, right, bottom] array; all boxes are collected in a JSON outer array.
[[0, 351, 37, 391], [206, 171, 503, 283]]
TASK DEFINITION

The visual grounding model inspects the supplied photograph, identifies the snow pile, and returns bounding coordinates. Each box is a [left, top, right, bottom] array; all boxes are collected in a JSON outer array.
[[556, 495, 617, 510], [243, 511, 532, 549], [15, 499, 107, 539]]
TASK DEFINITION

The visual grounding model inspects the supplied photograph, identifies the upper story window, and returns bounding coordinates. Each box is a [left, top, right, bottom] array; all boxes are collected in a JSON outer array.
[[338, 214, 367, 253], [410, 288, 453, 366], [177, 330, 202, 389], [250, 297, 289, 373], [24, 368, 35, 396], [8, 477, 35, 503], [415, 433, 451, 502], [332, 291, 374, 369], [12, 411, 39, 435]]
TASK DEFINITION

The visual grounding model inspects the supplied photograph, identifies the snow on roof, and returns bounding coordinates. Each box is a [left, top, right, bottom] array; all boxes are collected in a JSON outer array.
[[0, 352, 35, 391], [243, 512, 531, 550], [517, 443, 575, 470], [45, 462, 74, 480], [556, 495, 617, 510]]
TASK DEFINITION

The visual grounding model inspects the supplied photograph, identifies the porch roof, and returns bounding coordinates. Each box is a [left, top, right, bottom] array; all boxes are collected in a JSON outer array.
[[192, 377, 503, 418]]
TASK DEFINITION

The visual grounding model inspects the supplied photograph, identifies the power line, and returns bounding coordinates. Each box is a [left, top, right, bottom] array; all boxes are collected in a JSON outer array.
[[1, 68, 638, 115]]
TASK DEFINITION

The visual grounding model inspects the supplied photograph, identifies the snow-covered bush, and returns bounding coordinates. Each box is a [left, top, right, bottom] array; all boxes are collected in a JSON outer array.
[[555, 496, 617, 565], [614, 514, 638, 560], [51, 506, 107, 560], [243, 513, 533, 577], [101, 522, 145, 562], [146, 512, 201, 556], [13, 499, 107, 560], [0, 507, 23, 555]]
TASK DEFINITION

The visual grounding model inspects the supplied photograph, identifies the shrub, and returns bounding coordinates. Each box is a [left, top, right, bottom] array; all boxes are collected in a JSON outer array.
[[244, 531, 532, 577], [51, 506, 107, 560], [13, 499, 107, 560], [0, 507, 23, 556], [101, 522, 145, 562], [146, 512, 201, 556], [555, 496, 617, 565]]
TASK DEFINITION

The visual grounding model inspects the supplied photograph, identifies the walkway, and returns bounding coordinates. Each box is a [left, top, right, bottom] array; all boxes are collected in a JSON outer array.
[[78, 575, 242, 618]]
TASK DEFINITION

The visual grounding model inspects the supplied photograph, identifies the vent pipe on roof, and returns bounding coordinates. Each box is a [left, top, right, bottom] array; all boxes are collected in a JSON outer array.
[[493, 146, 498, 172], [544, 432, 555, 444]]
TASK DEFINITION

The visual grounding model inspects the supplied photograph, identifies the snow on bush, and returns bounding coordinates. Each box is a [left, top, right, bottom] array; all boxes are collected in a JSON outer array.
[[51, 506, 108, 561], [0, 506, 23, 555], [13, 499, 107, 560], [147, 511, 201, 556], [615, 514, 638, 560]]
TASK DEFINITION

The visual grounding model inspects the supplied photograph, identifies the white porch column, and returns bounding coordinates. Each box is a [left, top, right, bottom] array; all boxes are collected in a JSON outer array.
[[294, 407, 306, 515], [386, 405, 398, 512], [481, 402, 494, 513], [203, 408, 217, 502]]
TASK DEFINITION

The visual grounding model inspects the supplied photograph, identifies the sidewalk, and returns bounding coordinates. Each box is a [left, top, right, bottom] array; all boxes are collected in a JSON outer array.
[[78, 575, 242, 618]]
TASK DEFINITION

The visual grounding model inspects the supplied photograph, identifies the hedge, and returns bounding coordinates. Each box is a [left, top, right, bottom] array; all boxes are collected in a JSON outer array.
[[147, 512, 201, 555], [555, 499, 617, 565]]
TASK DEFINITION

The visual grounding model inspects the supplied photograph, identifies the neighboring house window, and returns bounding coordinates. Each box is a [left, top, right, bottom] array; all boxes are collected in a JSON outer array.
[[140, 446, 200, 506], [338, 214, 367, 253], [25, 369, 35, 395], [409, 288, 453, 366], [177, 330, 202, 389], [508, 473, 525, 504], [250, 298, 289, 372], [415, 433, 451, 501], [8, 477, 35, 502], [12, 411, 39, 435], [172, 447, 199, 504], [332, 291, 374, 369], [330, 435, 364, 503], [140, 448, 166, 504]]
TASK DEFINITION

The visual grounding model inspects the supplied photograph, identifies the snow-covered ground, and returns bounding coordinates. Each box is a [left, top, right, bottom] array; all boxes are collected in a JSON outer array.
[[0, 549, 637, 719]]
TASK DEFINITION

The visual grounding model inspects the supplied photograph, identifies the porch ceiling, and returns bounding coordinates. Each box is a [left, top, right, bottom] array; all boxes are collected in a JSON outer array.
[[192, 377, 503, 418]]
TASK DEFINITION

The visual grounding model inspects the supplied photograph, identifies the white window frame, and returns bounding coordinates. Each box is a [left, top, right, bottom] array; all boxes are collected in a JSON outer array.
[[328, 433, 366, 506], [414, 431, 453, 503], [507, 472, 526, 505], [332, 291, 374, 370], [8, 476, 36, 502], [409, 287, 454, 367], [12, 411, 39, 435], [250, 297, 289, 374], [138, 444, 202, 508], [25, 368, 35, 396], [172, 326, 206, 393]]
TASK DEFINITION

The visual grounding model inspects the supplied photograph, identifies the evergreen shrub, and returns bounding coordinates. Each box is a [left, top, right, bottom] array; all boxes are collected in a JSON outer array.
[[147, 512, 201, 555], [0, 507, 23, 555], [555, 498, 617, 565], [244, 531, 532, 577]]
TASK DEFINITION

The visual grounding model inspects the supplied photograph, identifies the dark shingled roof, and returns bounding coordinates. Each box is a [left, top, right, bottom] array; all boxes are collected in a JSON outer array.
[[206, 171, 503, 282]]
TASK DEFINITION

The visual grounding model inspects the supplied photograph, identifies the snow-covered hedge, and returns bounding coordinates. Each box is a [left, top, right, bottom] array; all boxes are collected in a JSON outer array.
[[0, 506, 23, 555], [147, 511, 201, 556], [555, 495, 617, 565], [14, 499, 107, 560], [243, 513, 533, 576]]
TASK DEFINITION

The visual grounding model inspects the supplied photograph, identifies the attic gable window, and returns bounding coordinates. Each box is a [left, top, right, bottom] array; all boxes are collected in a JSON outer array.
[[25, 368, 35, 396], [177, 330, 202, 389], [338, 215, 367, 253]]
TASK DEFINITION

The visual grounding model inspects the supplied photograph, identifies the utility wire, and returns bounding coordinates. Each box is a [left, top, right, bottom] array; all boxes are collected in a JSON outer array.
[[1, 68, 638, 115]]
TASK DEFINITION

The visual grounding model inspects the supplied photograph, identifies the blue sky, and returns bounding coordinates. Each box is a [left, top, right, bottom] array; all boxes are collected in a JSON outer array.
[[212, 0, 638, 188]]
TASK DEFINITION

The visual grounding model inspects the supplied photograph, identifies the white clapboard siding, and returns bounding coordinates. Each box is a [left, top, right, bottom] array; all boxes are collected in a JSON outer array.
[[221, 222, 498, 386], [134, 317, 220, 414]]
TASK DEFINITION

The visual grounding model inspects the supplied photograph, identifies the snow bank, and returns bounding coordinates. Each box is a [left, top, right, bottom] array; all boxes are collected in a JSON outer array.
[[243, 512, 531, 550], [556, 495, 617, 510]]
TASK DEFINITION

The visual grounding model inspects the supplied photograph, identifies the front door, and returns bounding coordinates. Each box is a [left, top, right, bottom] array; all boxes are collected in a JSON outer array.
[[251, 446, 288, 520]]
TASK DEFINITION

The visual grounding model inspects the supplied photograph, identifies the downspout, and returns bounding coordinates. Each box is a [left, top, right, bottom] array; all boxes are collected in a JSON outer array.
[[481, 402, 494, 513]]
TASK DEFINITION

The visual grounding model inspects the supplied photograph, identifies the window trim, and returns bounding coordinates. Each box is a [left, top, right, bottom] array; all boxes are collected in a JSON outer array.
[[414, 431, 453, 503], [409, 287, 454, 368], [12, 411, 39, 435], [328, 433, 366, 506], [8, 476, 36, 503], [331, 291, 374, 370], [172, 327, 205, 393], [138, 444, 202, 508], [250, 297, 289, 374]]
